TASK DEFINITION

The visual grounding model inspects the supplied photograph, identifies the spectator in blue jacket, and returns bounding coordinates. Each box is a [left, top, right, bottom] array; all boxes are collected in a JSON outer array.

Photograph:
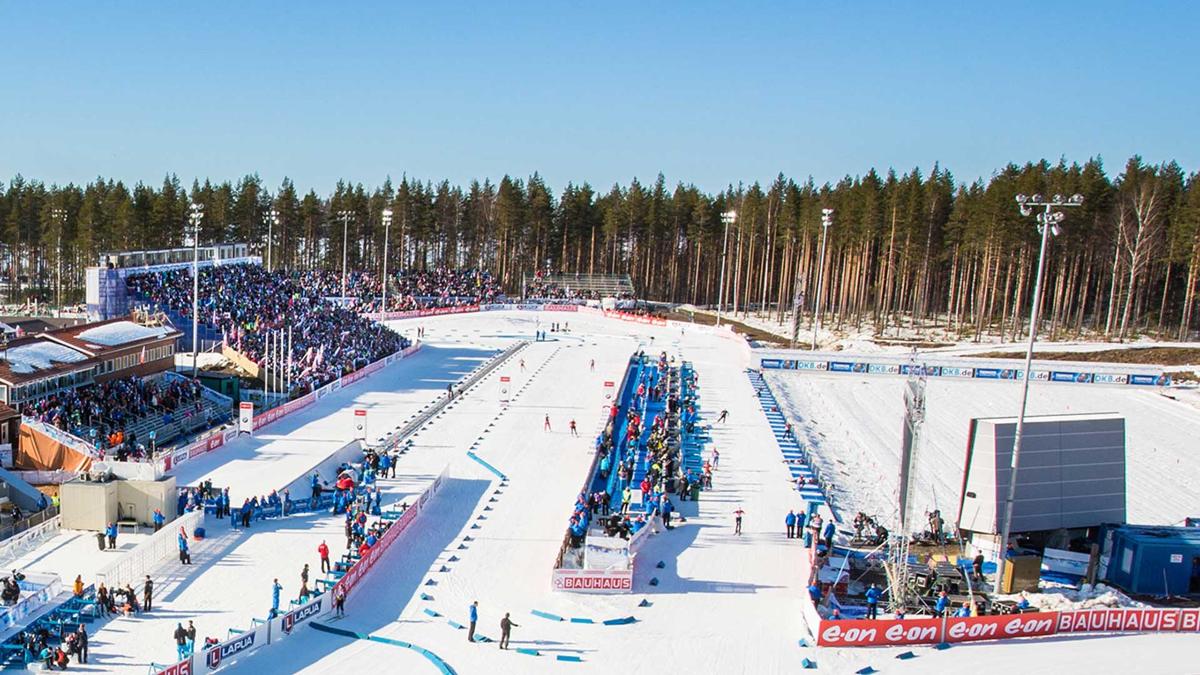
[[808, 582, 822, 605], [795, 510, 806, 537], [105, 522, 118, 549], [822, 521, 836, 549], [785, 510, 797, 539], [934, 590, 950, 617], [865, 583, 881, 620], [152, 509, 165, 532]]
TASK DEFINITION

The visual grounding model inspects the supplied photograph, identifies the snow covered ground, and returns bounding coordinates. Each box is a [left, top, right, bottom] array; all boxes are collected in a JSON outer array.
[[766, 370, 1200, 530], [12, 310, 1197, 674]]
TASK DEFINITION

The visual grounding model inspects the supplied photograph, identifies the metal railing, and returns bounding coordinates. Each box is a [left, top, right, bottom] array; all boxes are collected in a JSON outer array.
[[0, 513, 62, 569]]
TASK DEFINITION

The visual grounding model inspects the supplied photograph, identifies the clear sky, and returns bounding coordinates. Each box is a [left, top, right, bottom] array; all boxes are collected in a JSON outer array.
[[1, 1, 1196, 194]]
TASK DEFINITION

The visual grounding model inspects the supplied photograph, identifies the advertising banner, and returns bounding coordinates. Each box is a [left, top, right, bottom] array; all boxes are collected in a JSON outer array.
[[268, 595, 327, 642], [499, 376, 512, 404], [199, 621, 269, 673], [550, 568, 633, 593], [602, 380, 615, 403]]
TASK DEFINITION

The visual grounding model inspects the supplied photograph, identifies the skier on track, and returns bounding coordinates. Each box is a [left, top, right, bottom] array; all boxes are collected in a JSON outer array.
[[544, 415, 551, 432], [590, 358, 595, 372], [733, 507, 745, 535], [569, 419, 578, 437], [716, 409, 728, 424], [520, 359, 526, 372]]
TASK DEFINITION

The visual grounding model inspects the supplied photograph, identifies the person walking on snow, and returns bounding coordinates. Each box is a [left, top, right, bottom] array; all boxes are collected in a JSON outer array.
[[785, 510, 797, 539], [733, 507, 745, 535], [520, 359, 526, 372], [499, 612, 518, 649], [467, 601, 478, 642], [334, 586, 346, 617], [589, 358, 595, 372], [716, 409, 728, 424], [318, 541, 331, 573], [543, 415, 551, 432], [105, 522, 118, 549], [173, 623, 188, 661], [143, 575, 153, 611], [569, 419, 578, 437]]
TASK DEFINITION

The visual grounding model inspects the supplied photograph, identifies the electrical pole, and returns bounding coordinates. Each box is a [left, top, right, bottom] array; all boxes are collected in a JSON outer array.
[[811, 208, 833, 351], [717, 210, 736, 327], [189, 202, 204, 379]]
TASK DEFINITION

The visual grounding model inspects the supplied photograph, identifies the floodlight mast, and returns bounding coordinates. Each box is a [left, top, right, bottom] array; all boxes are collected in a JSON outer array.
[[994, 193, 1083, 587]]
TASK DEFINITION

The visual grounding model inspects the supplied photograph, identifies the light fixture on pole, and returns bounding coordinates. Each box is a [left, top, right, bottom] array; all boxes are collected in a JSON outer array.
[[381, 208, 393, 316], [811, 208, 834, 350], [188, 202, 205, 379], [994, 192, 1083, 588], [266, 209, 279, 272], [717, 210, 737, 327], [338, 210, 354, 299]]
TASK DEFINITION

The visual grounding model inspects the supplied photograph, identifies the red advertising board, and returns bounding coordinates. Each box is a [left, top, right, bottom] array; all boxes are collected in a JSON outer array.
[[155, 656, 193, 675], [817, 613, 1059, 647]]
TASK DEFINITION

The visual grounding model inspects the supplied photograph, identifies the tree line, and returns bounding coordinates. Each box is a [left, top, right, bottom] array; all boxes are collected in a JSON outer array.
[[3, 155, 1199, 340]]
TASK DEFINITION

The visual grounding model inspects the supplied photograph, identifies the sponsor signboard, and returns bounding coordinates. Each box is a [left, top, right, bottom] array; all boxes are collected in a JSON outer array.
[[353, 408, 367, 440], [828, 361, 855, 373], [867, 363, 900, 375], [603, 380, 615, 402], [550, 568, 633, 593], [237, 402, 254, 435], [499, 376, 512, 404], [200, 622, 268, 673]]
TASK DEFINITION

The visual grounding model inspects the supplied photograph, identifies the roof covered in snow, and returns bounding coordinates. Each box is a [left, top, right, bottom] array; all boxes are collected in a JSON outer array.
[[3, 340, 89, 375], [76, 321, 174, 347]]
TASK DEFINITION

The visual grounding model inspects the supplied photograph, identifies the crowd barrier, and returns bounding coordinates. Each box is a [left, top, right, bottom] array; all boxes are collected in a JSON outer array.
[[95, 510, 205, 589], [0, 515, 62, 569], [758, 350, 1171, 388], [156, 467, 451, 674], [0, 573, 62, 633]]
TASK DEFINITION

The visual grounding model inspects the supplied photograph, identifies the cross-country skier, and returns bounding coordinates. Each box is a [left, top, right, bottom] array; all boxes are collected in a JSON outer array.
[[716, 409, 728, 424], [733, 507, 744, 535], [544, 415, 551, 432], [569, 419, 578, 437]]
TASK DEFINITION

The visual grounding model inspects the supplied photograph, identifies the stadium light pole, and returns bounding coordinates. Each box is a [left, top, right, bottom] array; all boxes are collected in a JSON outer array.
[[381, 208, 393, 316], [265, 208, 279, 272], [338, 210, 354, 298], [995, 193, 1083, 588], [811, 208, 834, 351], [189, 202, 205, 379], [51, 208, 66, 314], [716, 210, 737, 327]]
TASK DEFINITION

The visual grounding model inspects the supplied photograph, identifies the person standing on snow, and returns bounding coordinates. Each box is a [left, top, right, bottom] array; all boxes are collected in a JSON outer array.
[[733, 507, 745, 535], [865, 583, 881, 620], [334, 585, 346, 616], [468, 601, 479, 642], [271, 579, 282, 617], [105, 522, 118, 549], [143, 576, 153, 611], [318, 541, 331, 573], [499, 612, 518, 650], [785, 510, 797, 539]]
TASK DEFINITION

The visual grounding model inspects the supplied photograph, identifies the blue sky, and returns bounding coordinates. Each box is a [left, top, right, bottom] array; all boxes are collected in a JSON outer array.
[[0, 1, 1196, 194]]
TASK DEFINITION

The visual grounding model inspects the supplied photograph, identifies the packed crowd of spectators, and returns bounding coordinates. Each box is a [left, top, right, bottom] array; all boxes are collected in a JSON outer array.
[[126, 264, 408, 395], [20, 375, 207, 459], [278, 267, 501, 314]]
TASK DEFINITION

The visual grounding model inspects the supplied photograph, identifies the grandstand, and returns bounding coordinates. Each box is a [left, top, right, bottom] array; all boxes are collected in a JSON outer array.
[[522, 272, 636, 301]]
